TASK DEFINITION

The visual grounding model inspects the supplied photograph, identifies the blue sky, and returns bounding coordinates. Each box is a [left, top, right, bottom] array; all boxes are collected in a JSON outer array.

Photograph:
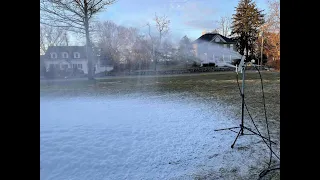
[[95, 0, 269, 42]]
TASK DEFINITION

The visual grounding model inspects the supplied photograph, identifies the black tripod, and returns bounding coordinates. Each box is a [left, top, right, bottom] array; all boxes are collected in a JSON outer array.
[[214, 64, 276, 148]]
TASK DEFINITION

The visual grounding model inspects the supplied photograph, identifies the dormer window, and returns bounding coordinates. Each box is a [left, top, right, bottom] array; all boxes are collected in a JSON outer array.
[[215, 38, 220, 42], [62, 52, 68, 58], [74, 52, 80, 58], [51, 53, 57, 59]]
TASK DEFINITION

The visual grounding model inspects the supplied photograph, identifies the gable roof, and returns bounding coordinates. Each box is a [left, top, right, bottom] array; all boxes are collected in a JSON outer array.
[[44, 46, 87, 59], [193, 33, 235, 44], [211, 35, 226, 43]]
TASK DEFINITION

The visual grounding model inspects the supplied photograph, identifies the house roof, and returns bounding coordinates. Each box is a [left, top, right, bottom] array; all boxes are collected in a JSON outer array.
[[193, 33, 235, 44], [44, 46, 87, 59]]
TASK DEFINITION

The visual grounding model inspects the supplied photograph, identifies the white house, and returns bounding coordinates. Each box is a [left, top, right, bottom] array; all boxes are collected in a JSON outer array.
[[43, 46, 113, 74], [192, 33, 242, 66]]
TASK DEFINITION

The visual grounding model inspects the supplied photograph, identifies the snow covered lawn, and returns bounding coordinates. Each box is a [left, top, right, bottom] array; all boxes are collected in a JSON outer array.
[[40, 94, 277, 180]]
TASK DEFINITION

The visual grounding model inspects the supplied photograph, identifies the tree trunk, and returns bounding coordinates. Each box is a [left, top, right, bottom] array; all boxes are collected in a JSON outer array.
[[83, 0, 93, 80], [84, 16, 93, 80], [155, 33, 162, 72]]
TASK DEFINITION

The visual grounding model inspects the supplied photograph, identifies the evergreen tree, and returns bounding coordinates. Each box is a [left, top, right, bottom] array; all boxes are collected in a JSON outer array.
[[177, 35, 194, 62], [231, 0, 264, 61]]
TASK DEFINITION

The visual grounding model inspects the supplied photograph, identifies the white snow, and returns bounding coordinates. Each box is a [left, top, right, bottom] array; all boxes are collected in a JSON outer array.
[[40, 94, 273, 180]]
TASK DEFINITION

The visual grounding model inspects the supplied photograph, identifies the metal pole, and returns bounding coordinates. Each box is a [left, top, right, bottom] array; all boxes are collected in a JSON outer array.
[[240, 64, 245, 135]]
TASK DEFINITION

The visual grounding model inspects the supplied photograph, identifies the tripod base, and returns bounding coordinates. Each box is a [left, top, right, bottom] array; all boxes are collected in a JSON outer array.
[[215, 62, 276, 149], [215, 125, 276, 148]]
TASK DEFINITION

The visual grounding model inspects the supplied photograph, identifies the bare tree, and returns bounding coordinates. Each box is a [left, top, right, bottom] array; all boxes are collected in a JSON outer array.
[[40, 0, 116, 80], [95, 21, 144, 71], [153, 13, 170, 45], [132, 35, 153, 70], [266, 0, 280, 33], [153, 13, 170, 71], [95, 21, 122, 70], [216, 16, 232, 37], [263, 0, 280, 68], [40, 25, 69, 54]]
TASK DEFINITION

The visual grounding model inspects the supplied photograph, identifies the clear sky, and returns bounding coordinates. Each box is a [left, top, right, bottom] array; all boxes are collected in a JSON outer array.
[[95, 0, 269, 42]]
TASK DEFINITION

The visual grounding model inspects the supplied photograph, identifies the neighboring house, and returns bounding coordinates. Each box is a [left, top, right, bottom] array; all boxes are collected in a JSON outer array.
[[43, 46, 113, 74], [192, 33, 242, 66]]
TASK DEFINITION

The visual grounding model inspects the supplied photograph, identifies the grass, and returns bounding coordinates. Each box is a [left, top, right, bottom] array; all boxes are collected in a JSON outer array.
[[40, 71, 280, 179], [40, 71, 280, 123]]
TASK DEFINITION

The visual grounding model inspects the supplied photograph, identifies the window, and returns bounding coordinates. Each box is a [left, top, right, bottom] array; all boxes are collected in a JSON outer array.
[[54, 64, 59, 69], [224, 44, 227, 48], [62, 52, 68, 58], [230, 44, 234, 50], [74, 52, 80, 58], [49, 64, 54, 68], [77, 64, 82, 69], [51, 53, 57, 59], [72, 64, 77, 68]]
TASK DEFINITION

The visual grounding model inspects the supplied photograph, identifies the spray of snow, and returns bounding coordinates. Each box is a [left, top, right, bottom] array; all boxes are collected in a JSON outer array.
[[194, 39, 242, 66]]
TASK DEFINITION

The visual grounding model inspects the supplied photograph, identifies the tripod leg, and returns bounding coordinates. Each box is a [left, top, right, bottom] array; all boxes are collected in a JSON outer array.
[[231, 128, 242, 148], [214, 127, 240, 131], [242, 126, 277, 145]]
